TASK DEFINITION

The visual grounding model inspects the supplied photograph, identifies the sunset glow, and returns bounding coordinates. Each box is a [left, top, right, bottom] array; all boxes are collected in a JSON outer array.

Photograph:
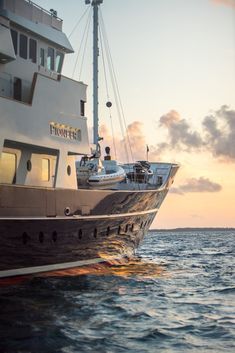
[[35, 0, 235, 228]]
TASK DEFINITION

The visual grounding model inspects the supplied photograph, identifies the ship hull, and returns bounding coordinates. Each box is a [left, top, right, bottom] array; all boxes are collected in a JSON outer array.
[[0, 165, 178, 278], [0, 212, 154, 278], [0, 188, 162, 278]]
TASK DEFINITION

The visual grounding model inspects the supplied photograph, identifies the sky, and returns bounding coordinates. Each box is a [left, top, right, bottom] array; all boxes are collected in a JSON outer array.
[[36, 0, 235, 228]]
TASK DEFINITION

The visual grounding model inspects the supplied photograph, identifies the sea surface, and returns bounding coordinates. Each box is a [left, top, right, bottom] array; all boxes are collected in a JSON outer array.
[[0, 229, 234, 353]]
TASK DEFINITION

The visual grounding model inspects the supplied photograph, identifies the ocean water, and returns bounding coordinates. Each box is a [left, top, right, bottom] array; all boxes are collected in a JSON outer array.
[[0, 229, 234, 353]]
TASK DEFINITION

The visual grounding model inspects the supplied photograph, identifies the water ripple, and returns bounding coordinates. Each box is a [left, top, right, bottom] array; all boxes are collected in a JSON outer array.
[[0, 230, 235, 353]]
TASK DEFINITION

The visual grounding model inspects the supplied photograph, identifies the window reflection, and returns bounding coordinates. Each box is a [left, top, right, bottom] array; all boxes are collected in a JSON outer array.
[[42, 158, 50, 181], [0, 152, 16, 184], [40, 48, 45, 66], [56, 51, 64, 73], [47, 47, 54, 71]]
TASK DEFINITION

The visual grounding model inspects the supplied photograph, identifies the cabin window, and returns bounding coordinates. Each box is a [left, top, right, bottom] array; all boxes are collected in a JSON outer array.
[[42, 158, 50, 181], [0, 152, 16, 184], [56, 51, 64, 73], [40, 48, 45, 66], [19, 34, 27, 59], [13, 77, 22, 101], [47, 47, 54, 71], [10, 29, 18, 55], [29, 38, 37, 63], [80, 100, 85, 116]]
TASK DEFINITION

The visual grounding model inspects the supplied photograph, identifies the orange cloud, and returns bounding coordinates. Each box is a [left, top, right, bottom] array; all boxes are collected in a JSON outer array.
[[212, 0, 235, 7], [99, 121, 149, 162]]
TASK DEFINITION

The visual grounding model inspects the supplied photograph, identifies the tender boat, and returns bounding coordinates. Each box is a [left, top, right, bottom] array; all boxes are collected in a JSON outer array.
[[0, 0, 179, 279]]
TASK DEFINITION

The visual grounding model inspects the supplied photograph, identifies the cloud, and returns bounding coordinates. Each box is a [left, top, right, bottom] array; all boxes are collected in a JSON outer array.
[[159, 110, 203, 151], [170, 177, 222, 195], [211, 0, 235, 8], [157, 106, 235, 162], [202, 105, 235, 161], [99, 121, 149, 162], [99, 105, 235, 164], [125, 121, 147, 160]]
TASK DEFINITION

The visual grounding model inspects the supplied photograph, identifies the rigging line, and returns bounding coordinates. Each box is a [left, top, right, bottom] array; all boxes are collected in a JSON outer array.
[[99, 11, 130, 165], [79, 11, 92, 80], [102, 36, 130, 163], [99, 25, 117, 159], [98, 26, 109, 99], [68, 6, 90, 39], [72, 7, 92, 79], [100, 11, 135, 163]]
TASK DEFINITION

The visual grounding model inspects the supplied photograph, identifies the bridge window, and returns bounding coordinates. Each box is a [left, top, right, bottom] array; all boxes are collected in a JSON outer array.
[[10, 29, 18, 55], [19, 34, 27, 59], [42, 158, 50, 181], [47, 47, 54, 71], [56, 51, 64, 73], [40, 48, 45, 66], [0, 152, 16, 184], [29, 38, 37, 63]]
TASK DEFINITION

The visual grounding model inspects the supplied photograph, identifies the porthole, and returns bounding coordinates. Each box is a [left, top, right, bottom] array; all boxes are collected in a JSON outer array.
[[39, 231, 44, 243], [118, 225, 121, 235], [131, 223, 134, 231], [125, 224, 129, 233], [26, 160, 32, 171], [52, 231, 57, 242], [64, 207, 70, 216], [22, 232, 28, 244], [94, 228, 98, 238], [67, 165, 71, 176], [78, 229, 82, 239], [106, 226, 110, 236]]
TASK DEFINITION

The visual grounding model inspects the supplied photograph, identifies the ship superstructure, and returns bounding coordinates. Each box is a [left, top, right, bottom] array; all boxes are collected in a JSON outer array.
[[0, 0, 89, 190], [0, 0, 179, 279]]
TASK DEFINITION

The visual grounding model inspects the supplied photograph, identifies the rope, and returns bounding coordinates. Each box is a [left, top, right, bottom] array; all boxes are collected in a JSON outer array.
[[68, 6, 90, 39], [99, 10, 134, 165], [72, 7, 92, 79], [99, 25, 117, 159], [79, 12, 92, 80]]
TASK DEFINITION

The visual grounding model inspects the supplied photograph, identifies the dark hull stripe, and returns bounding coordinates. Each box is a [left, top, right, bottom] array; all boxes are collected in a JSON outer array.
[[0, 256, 120, 278]]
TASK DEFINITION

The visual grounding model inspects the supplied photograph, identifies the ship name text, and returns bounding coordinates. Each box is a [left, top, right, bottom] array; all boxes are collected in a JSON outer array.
[[50, 122, 81, 141]]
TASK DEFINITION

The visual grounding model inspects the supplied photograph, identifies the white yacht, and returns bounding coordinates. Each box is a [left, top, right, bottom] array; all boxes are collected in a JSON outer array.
[[0, 0, 179, 279]]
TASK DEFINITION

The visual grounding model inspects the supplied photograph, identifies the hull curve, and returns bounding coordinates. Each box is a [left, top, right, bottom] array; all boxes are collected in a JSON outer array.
[[0, 186, 163, 278]]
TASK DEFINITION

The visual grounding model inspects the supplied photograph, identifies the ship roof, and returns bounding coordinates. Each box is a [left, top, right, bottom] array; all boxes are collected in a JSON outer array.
[[0, 0, 74, 53]]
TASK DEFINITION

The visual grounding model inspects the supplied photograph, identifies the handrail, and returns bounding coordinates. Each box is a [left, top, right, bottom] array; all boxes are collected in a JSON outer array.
[[24, 0, 63, 23]]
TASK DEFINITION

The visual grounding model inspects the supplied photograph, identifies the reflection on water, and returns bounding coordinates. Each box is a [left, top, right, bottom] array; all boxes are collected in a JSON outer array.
[[38, 257, 166, 279], [0, 230, 234, 353]]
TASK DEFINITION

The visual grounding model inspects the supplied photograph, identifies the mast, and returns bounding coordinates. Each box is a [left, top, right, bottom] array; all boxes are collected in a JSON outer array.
[[85, 0, 103, 151]]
